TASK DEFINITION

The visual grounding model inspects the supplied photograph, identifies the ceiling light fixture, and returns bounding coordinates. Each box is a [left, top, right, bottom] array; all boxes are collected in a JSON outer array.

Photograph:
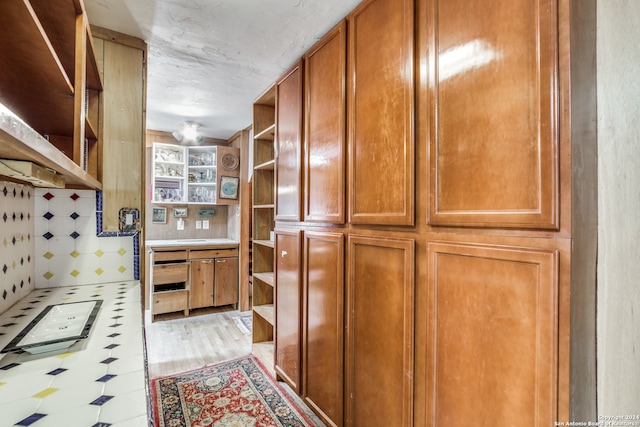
[[172, 121, 203, 144]]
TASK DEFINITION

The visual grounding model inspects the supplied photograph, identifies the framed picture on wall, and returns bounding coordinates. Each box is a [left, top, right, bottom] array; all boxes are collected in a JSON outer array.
[[152, 207, 167, 224], [219, 176, 239, 200], [173, 207, 188, 218]]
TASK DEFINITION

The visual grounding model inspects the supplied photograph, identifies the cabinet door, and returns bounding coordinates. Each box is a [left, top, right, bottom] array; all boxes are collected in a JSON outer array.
[[275, 229, 303, 392], [426, 0, 559, 229], [303, 231, 344, 427], [214, 257, 238, 306], [275, 60, 303, 221], [348, 0, 414, 226], [425, 242, 558, 426], [190, 259, 214, 309], [346, 234, 414, 426], [304, 21, 347, 224], [100, 39, 145, 231]]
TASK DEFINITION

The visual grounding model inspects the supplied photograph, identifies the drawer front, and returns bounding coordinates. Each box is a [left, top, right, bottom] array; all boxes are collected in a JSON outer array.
[[152, 290, 188, 315], [189, 248, 238, 259], [153, 263, 189, 285], [153, 250, 188, 262]]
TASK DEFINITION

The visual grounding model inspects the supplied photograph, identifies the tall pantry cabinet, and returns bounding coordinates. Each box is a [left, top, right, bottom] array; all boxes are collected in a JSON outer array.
[[255, 0, 597, 425]]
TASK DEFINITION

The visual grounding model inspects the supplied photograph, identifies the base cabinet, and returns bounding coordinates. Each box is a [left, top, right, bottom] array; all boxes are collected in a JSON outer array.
[[303, 231, 345, 427], [214, 257, 239, 306], [149, 245, 239, 320], [189, 249, 239, 310], [190, 259, 214, 309], [150, 250, 189, 318], [274, 229, 303, 393]]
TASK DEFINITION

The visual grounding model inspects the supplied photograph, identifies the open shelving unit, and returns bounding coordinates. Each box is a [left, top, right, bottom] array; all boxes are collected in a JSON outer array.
[[0, 0, 103, 188], [251, 84, 276, 368]]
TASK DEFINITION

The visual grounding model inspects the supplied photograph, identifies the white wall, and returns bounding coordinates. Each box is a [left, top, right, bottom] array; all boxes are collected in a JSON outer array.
[[597, 0, 640, 414]]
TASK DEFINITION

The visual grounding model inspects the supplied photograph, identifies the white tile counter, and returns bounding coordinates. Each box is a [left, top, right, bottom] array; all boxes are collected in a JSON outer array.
[[0, 281, 148, 426]]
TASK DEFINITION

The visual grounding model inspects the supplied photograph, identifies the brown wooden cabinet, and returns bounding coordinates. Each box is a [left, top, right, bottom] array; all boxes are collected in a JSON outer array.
[[150, 250, 189, 319], [274, 228, 303, 393], [93, 30, 146, 231], [346, 234, 415, 426], [425, 241, 558, 425], [425, 0, 559, 229], [214, 256, 239, 306], [189, 259, 214, 309], [275, 60, 304, 222], [348, 0, 415, 226], [304, 22, 347, 224], [260, 0, 596, 423], [303, 231, 345, 427], [189, 249, 239, 310]]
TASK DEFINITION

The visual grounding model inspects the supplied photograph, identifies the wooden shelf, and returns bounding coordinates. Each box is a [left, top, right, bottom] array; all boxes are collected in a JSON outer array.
[[0, 0, 104, 188], [0, 103, 101, 189], [251, 83, 276, 367], [254, 124, 275, 141], [253, 239, 275, 249], [255, 159, 275, 170], [253, 304, 275, 325], [0, 1, 75, 137], [253, 272, 274, 287]]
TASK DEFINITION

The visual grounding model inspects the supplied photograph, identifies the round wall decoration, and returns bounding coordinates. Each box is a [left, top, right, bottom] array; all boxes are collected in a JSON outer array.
[[221, 153, 239, 170]]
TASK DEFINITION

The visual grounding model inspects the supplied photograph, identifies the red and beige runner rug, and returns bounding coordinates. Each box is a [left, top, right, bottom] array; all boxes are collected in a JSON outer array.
[[150, 355, 316, 426]]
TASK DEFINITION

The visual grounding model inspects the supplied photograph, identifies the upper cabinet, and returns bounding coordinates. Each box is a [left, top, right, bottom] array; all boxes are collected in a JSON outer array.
[[426, 0, 559, 229], [348, 0, 415, 226], [304, 21, 347, 224], [0, 0, 103, 188], [275, 60, 304, 222], [152, 142, 240, 205], [93, 29, 146, 232]]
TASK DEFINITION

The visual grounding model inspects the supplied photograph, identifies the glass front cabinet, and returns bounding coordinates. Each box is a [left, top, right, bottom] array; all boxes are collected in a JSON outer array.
[[152, 142, 240, 205]]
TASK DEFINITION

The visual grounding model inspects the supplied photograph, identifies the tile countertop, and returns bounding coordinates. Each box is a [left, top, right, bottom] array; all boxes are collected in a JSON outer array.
[[145, 238, 239, 250], [0, 282, 149, 426]]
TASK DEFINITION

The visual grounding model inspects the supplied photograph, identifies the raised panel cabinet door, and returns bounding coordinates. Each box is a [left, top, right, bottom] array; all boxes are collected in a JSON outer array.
[[214, 257, 238, 306], [275, 60, 303, 222], [190, 259, 214, 309], [303, 231, 344, 427], [426, 0, 559, 229], [275, 229, 303, 392], [304, 21, 347, 224], [346, 234, 414, 426], [425, 242, 558, 426], [348, 0, 414, 226]]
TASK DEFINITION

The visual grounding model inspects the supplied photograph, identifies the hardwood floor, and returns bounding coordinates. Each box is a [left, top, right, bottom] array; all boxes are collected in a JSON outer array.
[[144, 305, 326, 425], [144, 306, 253, 379]]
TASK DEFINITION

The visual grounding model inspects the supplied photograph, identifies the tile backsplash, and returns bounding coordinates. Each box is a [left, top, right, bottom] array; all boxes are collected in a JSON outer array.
[[0, 182, 35, 314], [34, 188, 136, 290], [1, 183, 140, 315]]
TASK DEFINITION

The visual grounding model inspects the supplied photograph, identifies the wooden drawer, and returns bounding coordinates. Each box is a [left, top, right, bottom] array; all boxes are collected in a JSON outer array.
[[153, 263, 188, 285], [153, 250, 188, 262], [189, 248, 238, 259], [152, 290, 188, 316]]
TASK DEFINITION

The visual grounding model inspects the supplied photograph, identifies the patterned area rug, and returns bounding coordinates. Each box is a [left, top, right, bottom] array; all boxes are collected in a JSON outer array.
[[151, 355, 315, 427], [233, 314, 253, 335]]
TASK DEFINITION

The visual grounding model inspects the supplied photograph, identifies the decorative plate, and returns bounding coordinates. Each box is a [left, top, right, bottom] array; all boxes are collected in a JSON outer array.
[[221, 153, 239, 170]]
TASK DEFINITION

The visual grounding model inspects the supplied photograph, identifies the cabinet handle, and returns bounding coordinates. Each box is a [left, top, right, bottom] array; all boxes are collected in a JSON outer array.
[[217, 259, 226, 263], [201, 260, 213, 264]]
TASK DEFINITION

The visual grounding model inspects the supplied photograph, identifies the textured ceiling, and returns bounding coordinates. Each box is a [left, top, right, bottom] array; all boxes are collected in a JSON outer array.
[[84, 0, 362, 139]]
